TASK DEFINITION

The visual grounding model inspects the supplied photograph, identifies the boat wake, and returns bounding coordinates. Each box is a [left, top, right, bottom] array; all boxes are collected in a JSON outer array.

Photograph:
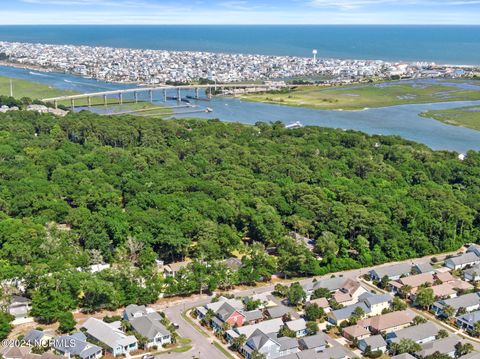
[[29, 71, 49, 77]]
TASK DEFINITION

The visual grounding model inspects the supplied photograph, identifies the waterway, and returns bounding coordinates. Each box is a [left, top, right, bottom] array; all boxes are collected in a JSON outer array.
[[1, 65, 480, 153]]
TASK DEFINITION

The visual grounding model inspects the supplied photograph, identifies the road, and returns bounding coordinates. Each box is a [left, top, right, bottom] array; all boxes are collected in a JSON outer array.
[[153, 248, 466, 358]]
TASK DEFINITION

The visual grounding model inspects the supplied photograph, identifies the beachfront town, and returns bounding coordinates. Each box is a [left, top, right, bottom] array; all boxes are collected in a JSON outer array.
[[5, 244, 480, 359], [0, 41, 473, 85]]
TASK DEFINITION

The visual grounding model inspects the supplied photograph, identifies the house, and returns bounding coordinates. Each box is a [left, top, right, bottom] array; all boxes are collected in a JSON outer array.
[[456, 310, 480, 332], [24, 329, 50, 346], [342, 324, 370, 341], [369, 263, 411, 281], [357, 310, 414, 334], [285, 319, 308, 337], [303, 277, 346, 295], [413, 263, 435, 274], [411, 283, 457, 300], [163, 260, 191, 277], [244, 310, 263, 325], [388, 273, 435, 295], [215, 301, 246, 328], [225, 318, 284, 343], [463, 264, 480, 282], [327, 302, 370, 325], [333, 291, 353, 306], [386, 322, 439, 345], [466, 244, 480, 257], [432, 292, 480, 317], [314, 346, 355, 359], [8, 295, 31, 319], [340, 278, 368, 304], [266, 305, 293, 320], [358, 335, 387, 353], [241, 329, 299, 359], [436, 271, 455, 284], [303, 278, 365, 302], [363, 293, 392, 316], [196, 297, 245, 330], [81, 318, 138, 356], [445, 252, 480, 270], [416, 336, 462, 358], [451, 279, 474, 292], [53, 332, 103, 359], [129, 316, 171, 347], [307, 298, 330, 312], [298, 333, 330, 352], [123, 304, 149, 320], [123, 304, 171, 347]]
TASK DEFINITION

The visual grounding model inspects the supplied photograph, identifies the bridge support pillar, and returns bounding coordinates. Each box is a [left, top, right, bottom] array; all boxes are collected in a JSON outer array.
[[163, 90, 167, 102], [208, 88, 212, 99], [118, 93, 123, 104], [149, 90, 153, 103], [54, 100, 58, 109], [177, 88, 181, 102], [87, 97, 91, 107], [103, 95, 107, 106], [134, 91, 138, 103], [195, 88, 199, 99], [71, 99, 75, 110]]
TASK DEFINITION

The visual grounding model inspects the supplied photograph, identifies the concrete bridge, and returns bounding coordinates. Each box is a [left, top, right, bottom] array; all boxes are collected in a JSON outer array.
[[41, 83, 290, 109]]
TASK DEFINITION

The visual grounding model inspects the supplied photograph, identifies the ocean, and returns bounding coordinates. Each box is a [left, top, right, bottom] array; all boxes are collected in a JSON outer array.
[[0, 25, 479, 65]]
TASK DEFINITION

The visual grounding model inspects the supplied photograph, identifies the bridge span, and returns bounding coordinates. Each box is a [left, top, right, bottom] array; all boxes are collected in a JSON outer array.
[[41, 83, 291, 109]]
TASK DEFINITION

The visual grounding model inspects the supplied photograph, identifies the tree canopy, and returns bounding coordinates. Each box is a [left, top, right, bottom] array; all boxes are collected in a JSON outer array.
[[1, 110, 480, 315]]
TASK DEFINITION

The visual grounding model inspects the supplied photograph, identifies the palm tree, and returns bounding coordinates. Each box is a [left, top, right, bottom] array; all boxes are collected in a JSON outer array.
[[232, 334, 247, 352], [251, 351, 266, 359], [399, 285, 413, 299], [442, 305, 455, 320]]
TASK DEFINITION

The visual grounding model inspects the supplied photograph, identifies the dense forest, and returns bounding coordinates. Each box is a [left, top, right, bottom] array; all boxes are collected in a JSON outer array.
[[0, 109, 479, 325]]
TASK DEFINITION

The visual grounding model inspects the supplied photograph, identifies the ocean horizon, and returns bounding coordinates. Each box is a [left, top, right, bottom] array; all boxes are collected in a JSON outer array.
[[0, 25, 479, 65]]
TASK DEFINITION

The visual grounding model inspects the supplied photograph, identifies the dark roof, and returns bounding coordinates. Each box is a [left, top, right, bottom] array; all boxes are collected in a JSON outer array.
[[216, 302, 239, 322], [298, 333, 329, 349], [130, 316, 170, 340], [266, 305, 291, 319]]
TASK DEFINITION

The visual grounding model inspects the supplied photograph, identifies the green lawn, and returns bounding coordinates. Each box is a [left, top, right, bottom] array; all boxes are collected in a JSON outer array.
[[240, 81, 480, 110], [420, 106, 480, 131], [0, 76, 171, 116]]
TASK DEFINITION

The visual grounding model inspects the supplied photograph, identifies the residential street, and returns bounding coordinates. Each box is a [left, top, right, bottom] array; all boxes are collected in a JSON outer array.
[[155, 248, 466, 358]]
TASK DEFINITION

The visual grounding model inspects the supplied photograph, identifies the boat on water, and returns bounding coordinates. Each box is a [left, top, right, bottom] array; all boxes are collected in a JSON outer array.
[[285, 121, 304, 129]]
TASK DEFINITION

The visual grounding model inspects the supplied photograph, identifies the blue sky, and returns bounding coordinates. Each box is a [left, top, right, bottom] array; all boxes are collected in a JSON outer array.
[[1, 0, 479, 25]]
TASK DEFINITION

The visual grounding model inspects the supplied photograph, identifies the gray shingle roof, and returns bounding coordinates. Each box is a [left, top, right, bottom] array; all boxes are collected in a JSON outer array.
[[330, 302, 371, 321], [266, 305, 291, 319], [24, 330, 46, 345], [298, 333, 329, 349], [216, 302, 239, 322], [364, 293, 392, 307], [417, 336, 461, 357], [388, 322, 439, 343], [456, 310, 480, 325], [446, 252, 480, 266], [435, 292, 480, 311], [130, 316, 170, 340], [81, 317, 137, 350], [360, 335, 387, 349], [245, 329, 274, 351], [53, 332, 102, 359], [124, 304, 147, 319], [370, 263, 411, 279]]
